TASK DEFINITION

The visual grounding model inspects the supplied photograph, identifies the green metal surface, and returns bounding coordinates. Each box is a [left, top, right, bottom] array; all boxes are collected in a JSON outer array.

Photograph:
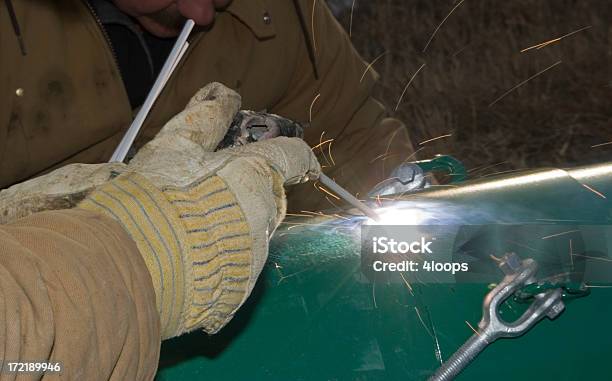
[[157, 163, 612, 380]]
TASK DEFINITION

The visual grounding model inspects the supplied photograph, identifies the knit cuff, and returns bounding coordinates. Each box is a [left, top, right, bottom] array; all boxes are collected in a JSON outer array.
[[78, 172, 252, 338], [162, 175, 252, 334], [78, 173, 189, 338]]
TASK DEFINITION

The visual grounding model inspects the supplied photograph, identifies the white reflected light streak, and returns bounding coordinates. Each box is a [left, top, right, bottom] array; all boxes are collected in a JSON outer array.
[[422, 169, 568, 197], [568, 163, 612, 181], [366, 205, 432, 226]]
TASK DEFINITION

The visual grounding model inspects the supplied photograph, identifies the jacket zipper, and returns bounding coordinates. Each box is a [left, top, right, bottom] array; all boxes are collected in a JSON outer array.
[[4, 0, 27, 56], [81, 0, 198, 117], [81, 0, 120, 74]]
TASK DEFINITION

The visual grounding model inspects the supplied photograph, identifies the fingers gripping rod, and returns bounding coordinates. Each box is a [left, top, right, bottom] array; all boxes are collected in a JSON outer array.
[[107, 20, 379, 221]]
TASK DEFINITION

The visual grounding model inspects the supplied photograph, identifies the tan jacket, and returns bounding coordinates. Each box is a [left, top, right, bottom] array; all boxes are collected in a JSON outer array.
[[0, 210, 160, 380], [1, 0, 412, 210], [0, 1, 413, 379]]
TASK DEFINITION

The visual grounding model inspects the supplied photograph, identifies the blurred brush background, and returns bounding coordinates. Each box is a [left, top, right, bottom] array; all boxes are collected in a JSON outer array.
[[327, 0, 612, 176]]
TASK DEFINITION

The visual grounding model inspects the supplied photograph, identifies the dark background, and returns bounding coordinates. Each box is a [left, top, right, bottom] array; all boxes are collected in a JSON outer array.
[[328, 0, 611, 176]]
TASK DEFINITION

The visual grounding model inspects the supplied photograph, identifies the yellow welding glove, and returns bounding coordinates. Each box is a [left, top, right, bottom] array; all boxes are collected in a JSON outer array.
[[78, 83, 320, 339]]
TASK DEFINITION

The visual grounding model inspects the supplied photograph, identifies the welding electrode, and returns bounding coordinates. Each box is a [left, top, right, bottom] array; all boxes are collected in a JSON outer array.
[[110, 19, 196, 163], [319, 174, 380, 221]]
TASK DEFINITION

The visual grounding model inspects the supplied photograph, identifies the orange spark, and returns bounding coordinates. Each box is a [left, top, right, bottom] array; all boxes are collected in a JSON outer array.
[[369, 152, 395, 164], [313, 131, 333, 167], [419, 133, 453, 145], [300, 210, 330, 217], [521, 26, 592, 53], [489, 61, 563, 107], [309, 93, 321, 122], [465, 321, 481, 336], [591, 141, 612, 148], [541, 230, 580, 240], [328, 140, 336, 166], [311, 0, 318, 54], [332, 214, 350, 221], [360, 51, 388, 83], [414, 307, 434, 338], [317, 185, 341, 200], [395, 63, 426, 111], [422, 0, 466, 53], [324, 196, 342, 209], [399, 272, 414, 296], [468, 161, 509, 174], [311, 138, 334, 151], [572, 254, 612, 263]]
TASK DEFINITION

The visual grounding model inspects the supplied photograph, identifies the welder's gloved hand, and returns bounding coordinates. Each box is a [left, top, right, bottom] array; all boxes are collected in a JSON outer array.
[[78, 83, 320, 339]]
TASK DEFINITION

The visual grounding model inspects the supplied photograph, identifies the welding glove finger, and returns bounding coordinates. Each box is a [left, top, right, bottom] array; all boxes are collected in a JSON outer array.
[[152, 82, 240, 152], [78, 84, 320, 339], [225, 137, 322, 185]]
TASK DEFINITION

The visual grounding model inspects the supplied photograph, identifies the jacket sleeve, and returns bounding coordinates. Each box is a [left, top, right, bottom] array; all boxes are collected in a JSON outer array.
[[271, 0, 415, 211], [0, 209, 160, 380]]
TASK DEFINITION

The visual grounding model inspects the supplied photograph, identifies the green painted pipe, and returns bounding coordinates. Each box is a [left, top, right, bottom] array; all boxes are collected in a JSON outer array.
[[158, 163, 612, 380]]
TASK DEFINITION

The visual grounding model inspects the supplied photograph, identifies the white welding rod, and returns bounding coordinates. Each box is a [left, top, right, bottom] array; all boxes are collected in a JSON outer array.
[[319, 174, 380, 221], [110, 19, 196, 163]]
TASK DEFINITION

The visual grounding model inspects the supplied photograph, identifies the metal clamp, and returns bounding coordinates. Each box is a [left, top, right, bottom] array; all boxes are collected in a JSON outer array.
[[428, 253, 565, 381], [368, 155, 467, 198]]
